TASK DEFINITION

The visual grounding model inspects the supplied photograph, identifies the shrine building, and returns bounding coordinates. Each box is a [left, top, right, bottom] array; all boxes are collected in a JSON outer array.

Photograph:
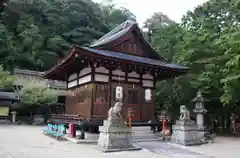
[[43, 20, 189, 127]]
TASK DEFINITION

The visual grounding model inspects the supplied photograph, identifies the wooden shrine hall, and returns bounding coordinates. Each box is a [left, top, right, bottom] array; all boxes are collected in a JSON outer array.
[[43, 20, 189, 128]]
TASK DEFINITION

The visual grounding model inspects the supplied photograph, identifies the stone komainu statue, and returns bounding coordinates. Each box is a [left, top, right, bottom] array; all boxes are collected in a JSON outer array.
[[179, 105, 190, 120], [108, 101, 123, 121]]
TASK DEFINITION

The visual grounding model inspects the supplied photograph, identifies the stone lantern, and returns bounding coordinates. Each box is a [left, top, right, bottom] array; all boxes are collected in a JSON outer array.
[[11, 111, 17, 124], [192, 91, 208, 138]]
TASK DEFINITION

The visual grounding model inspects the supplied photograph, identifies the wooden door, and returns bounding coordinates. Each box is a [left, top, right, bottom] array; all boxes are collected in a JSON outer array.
[[127, 86, 140, 121]]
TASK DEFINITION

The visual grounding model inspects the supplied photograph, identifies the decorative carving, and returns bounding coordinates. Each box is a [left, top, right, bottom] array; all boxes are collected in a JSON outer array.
[[179, 105, 190, 120], [97, 101, 141, 152], [108, 102, 124, 121]]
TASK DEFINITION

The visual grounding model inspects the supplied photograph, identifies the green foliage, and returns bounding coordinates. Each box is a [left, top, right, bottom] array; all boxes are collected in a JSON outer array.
[[17, 80, 59, 106], [0, 0, 134, 71], [147, 0, 240, 115], [100, 4, 136, 29], [0, 65, 15, 89]]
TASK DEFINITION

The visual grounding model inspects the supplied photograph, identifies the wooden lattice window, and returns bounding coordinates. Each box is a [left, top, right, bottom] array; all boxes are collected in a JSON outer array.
[[128, 90, 138, 104], [95, 84, 108, 102]]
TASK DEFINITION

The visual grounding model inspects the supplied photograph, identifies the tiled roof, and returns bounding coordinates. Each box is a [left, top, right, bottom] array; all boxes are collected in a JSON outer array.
[[91, 20, 136, 47], [13, 68, 44, 76], [82, 47, 189, 70], [13, 68, 66, 89], [0, 92, 19, 100], [90, 20, 165, 61]]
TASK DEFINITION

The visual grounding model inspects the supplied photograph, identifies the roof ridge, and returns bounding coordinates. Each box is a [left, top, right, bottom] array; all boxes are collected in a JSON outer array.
[[91, 20, 137, 47]]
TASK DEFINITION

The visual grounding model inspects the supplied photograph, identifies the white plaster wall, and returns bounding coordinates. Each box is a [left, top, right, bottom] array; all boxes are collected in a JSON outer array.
[[128, 78, 139, 83], [128, 71, 140, 78], [95, 66, 109, 74], [79, 68, 91, 77], [95, 74, 109, 82], [142, 80, 153, 87], [143, 72, 153, 79], [68, 80, 78, 88], [112, 76, 125, 81], [78, 75, 91, 85], [68, 73, 77, 81], [112, 69, 125, 76]]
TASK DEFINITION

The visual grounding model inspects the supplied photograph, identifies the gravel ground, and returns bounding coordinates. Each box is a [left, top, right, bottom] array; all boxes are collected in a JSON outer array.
[[168, 137, 240, 158], [0, 125, 165, 158], [1, 125, 240, 158]]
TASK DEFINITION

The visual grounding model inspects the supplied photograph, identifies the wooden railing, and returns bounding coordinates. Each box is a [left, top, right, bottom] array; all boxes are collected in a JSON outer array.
[[51, 114, 106, 123], [52, 114, 83, 121]]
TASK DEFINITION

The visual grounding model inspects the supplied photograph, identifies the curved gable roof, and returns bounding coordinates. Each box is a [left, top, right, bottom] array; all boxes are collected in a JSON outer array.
[[90, 20, 165, 61]]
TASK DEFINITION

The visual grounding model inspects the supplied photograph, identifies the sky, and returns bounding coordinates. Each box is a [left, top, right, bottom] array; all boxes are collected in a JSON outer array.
[[94, 0, 208, 27]]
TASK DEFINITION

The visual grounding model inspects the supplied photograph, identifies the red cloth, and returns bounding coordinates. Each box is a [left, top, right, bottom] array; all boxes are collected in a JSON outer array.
[[69, 123, 76, 137]]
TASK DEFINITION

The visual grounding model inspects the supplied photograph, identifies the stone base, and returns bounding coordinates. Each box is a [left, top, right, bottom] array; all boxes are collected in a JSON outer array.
[[198, 126, 206, 140], [64, 135, 96, 144], [172, 120, 201, 146], [96, 119, 142, 152], [95, 145, 141, 153]]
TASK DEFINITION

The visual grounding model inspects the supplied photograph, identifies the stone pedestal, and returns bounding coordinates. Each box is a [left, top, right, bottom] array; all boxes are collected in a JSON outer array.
[[172, 120, 201, 146], [96, 118, 141, 152]]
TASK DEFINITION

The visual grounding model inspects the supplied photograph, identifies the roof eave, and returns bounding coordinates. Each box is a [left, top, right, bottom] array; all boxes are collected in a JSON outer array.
[[156, 70, 189, 81], [42, 47, 76, 79]]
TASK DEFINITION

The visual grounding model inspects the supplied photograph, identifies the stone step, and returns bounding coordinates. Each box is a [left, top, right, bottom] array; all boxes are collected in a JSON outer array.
[[72, 131, 161, 143], [70, 125, 162, 143], [132, 126, 151, 131], [132, 135, 161, 142]]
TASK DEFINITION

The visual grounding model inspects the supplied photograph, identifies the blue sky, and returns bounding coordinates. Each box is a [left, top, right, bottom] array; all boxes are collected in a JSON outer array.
[[94, 0, 208, 26]]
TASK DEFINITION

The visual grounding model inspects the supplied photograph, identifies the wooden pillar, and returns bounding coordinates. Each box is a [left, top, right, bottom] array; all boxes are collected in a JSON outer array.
[[91, 63, 95, 81], [139, 73, 143, 85], [125, 66, 128, 82], [77, 70, 79, 85], [90, 83, 95, 117], [139, 73, 143, 120], [153, 72, 157, 115], [90, 62, 95, 117], [108, 69, 112, 109], [66, 74, 69, 89]]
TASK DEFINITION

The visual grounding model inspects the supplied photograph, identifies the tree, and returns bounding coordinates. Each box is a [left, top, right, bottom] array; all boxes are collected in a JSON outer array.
[[0, 65, 15, 90], [144, 12, 174, 31], [146, 0, 240, 125], [100, 4, 136, 30], [0, 0, 135, 71], [17, 80, 59, 107]]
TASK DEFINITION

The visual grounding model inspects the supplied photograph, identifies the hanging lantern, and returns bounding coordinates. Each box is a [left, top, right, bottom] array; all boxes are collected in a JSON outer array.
[[145, 89, 152, 101], [116, 86, 123, 100]]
